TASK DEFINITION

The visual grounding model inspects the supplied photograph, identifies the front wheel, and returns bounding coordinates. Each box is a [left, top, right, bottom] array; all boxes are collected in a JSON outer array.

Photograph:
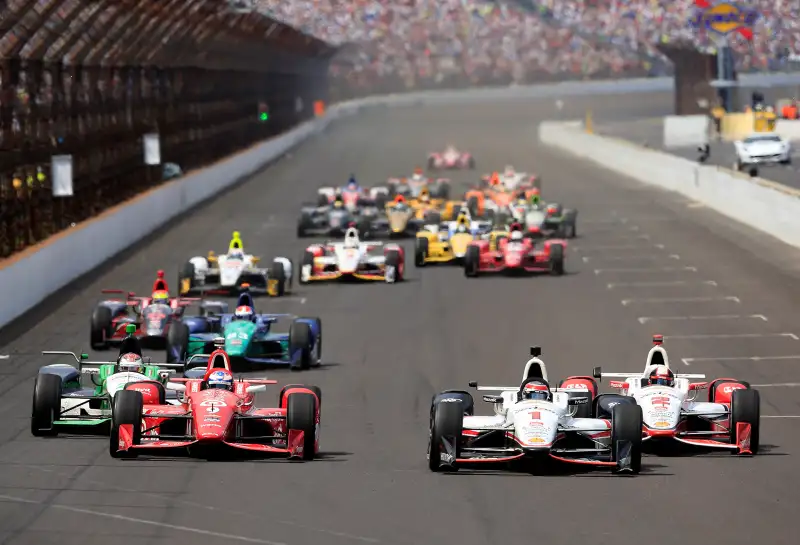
[[415, 238, 429, 267], [31, 374, 62, 437], [289, 320, 312, 371], [730, 388, 760, 455], [110, 390, 143, 459], [464, 245, 480, 277], [549, 244, 565, 276], [286, 392, 318, 460], [611, 403, 642, 474], [428, 400, 463, 472], [385, 249, 404, 283], [299, 251, 315, 285], [270, 260, 287, 296]]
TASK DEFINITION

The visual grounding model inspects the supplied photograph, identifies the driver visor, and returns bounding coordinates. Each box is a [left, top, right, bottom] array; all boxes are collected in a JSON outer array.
[[651, 378, 673, 386]]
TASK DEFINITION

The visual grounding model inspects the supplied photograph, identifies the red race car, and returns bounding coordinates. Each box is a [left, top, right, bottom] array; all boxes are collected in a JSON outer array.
[[427, 146, 475, 170], [464, 226, 566, 277], [90, 270, 198, 350], [110, 343, 321, 460]]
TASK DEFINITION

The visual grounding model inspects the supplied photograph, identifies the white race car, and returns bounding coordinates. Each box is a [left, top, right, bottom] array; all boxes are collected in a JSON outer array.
[[591, 335, 760, 456], [180, 239, 293, 297], [734, 133, 791, 171], [427, 346, 643, 474], [481, 165, 539, 190], [299, 227, 404, 284]]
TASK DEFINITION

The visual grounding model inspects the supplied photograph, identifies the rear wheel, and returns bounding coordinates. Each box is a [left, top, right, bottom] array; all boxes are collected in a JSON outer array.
[[110, 390, 143, 459], [610, 404, 642, 474], [166, 322, 190, 364], [289, 321, 312, 371], [385, 250, 403, 283], [178, 261, 196, 295], [287, 392, 318, 460], [298, 317, 322, 366], [299, 251, 315, 284], [31, 374, 62, 437], [730, 389, 760, 455], [428, 401, 463, 472], [90, 306, 112, 350], [271, 260, 287, 296]]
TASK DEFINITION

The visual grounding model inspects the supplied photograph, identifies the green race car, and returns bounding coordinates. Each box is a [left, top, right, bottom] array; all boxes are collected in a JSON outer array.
[[31, 325, 183, 436]]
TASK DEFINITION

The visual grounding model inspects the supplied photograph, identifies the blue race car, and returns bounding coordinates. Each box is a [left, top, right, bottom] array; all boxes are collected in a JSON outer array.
[[166, 289, 321, 372]]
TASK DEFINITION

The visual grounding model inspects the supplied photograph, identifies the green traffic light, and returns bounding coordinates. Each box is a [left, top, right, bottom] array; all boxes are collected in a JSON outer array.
[[259, 112, 268, 121]]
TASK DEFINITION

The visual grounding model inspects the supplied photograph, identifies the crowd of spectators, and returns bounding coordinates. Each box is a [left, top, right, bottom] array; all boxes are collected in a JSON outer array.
[[254, 0, 800, 96]]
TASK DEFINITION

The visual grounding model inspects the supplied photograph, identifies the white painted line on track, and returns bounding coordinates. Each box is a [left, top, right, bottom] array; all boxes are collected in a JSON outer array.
[[583, 254, 679, 262], [622, 296, 739, 306], [682, 355, 800, 365], [751, 383, 800, 387], [608, 280, 716, 289], [638, 314, 768, 324], [573, 243, 664, 252], [663, 333, 798, 340], [0, 355, 8, 359], [762, 415, 800, 418], [595, 266, 697, 274], [0, 494, 289, 545]]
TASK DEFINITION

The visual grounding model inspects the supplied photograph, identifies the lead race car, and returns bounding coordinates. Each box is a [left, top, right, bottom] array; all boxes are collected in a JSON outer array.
[[179, 231, 293, 297], [590, 335, 760, 455], [109, 344, 322, 460], [299, 226, 405, 284], [428, 347, 643, 474], [31, 326, 184, 437], [427, 145, 475, 170]]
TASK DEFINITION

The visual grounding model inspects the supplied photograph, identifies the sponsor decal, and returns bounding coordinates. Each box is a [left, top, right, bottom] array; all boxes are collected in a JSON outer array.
[[204, 416, 220, 422], [689, 1, 758, 39], [204, 406, 220, 414], [722, 384, 745, 394], [203, 423, 222, 428], [529, 411, 541, 420], [440, 398, 461, 403], [651, 396, 671, 410], [526, 437, 546, 444], [653, 421, 671, 428], [199, 400, 226, 406]]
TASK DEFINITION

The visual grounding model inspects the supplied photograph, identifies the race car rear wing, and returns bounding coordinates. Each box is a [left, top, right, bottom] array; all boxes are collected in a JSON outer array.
[[468, 381, 589, 394], [42, 351, 185, 374], [592, 366, 706, 380]]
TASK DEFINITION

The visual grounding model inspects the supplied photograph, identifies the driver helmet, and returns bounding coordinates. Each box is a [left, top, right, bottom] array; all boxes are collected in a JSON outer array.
[[151, 290, 169, 305], [516, 197, 527, 206], [530, 194, 541, 206], [510, 230, 524, 241], [649, 365, 675, 387], [234, 305, 255, 322], [504, 165, 514, 176], [207, 369, 234, 391], [412, 168, 423, 181], [393, 194, 406, 205], [420, 187, 431, 203], [347, 175, 358, 189], [119, 352, 144, 374], [229, 250, 244, 260], [333, 197, 344, 209], [490, 172, 500, 186], [523, 382, 550, 401]]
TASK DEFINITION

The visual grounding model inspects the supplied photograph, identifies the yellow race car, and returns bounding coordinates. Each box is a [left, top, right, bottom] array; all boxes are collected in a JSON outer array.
[[414, 210, 492, 266]]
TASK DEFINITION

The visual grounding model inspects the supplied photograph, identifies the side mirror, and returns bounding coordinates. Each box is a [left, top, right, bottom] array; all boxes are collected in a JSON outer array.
[[592, 366, 602, 380], [246, 385, 266, 394], [530, 346, 541, 357], [167, 383, 186, 392], [468, 381, 478, 388]]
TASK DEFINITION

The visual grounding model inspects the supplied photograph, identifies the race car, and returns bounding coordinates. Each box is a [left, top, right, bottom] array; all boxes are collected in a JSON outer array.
[[166, 288, 321, 371], [299, 227, 405, 284], [31, 326, 184, 437], [372, 196, 427, 238], [90, 271, 199, 350], [297, 194, 378, 238], [427, 146, 475, 170], [414, 208, 492, 266], [464, 223, 566, 277], [387, 168, 451, 199], [179, 231, 293, 297], [109, 346, 322, 460], [590, 335, 760, 456], [317, 176, 388, 211], [481, 166, 540, 191], [427, 346, 643, 474]]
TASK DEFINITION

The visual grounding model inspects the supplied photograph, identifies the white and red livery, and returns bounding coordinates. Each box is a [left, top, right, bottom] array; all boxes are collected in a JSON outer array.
[[110, 343, 321, 460], [427, 346, 643, 474], [427, 145, 475, 170], [590, 334, 760, 455]]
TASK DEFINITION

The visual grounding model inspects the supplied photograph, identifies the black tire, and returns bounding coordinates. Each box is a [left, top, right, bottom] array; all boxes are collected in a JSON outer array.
[[179, 261, 196, 295], [357, 219, 372, 240], [593, 394, 636, 419], [426, 211, 441, 225], [90, 306, 112, 350], [317, 194, 328, 207], [611, 403, 642, 474], [271, 260, 287, 297], [464, 245, 480, 277], [31, 373, 62, 437], [385, 249, 403, 283], [467, 196, 479, 218], [428, 400, 463, 472], [437, 184, 450, 200], [110, 390, 143, 459], [289, 320, 312, 371], [730, 388, 760, 455], [166, 321, 190, 363], [299, 250, 315, 285], [549, 244, 565, 276], [287, 392, 318, 460], [415, 237, 429, 267], [280, 384, 322, 408], [430, 391, 475, 427], [298, 317, 322, 366]]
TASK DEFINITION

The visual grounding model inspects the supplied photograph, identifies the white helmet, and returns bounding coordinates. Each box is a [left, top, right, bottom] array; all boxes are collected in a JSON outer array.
[[510, 230, 523, 241], [119, 352, 144, 374]]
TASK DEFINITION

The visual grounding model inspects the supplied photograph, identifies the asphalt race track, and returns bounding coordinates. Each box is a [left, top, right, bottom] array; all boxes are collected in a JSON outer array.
[[2, 91, 800, 545]]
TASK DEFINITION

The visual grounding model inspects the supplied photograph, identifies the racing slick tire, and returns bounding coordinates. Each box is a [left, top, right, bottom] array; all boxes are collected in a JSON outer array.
[[90, 305, 112, 350], [610, 403, 642, 474], [549, 244, 565, 276], [425, 211, 441, 226], [385, 249, 404, 283], [298, 316, 322, 366], [436, 184, 450, 200], [289, 320, 313, 371], [271, 259, 287, 297], [178, 261, 196, 295], [414, 237, 429, 267], [110, 390, 143, 459], [593, 393, 637, 419], [428, 399, 463, 472], [464, 245, 480, 277], [430, 391, 475, 426], [280, 385, 322, 408], [730, 388, 760, 455], [166, 321, 190, 364], [317, 194, 329, 207], [286, 392, 318, 461], [299, 251, 315, 285], [31, 373, 62, 437], [467, 196, 479, 218]]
